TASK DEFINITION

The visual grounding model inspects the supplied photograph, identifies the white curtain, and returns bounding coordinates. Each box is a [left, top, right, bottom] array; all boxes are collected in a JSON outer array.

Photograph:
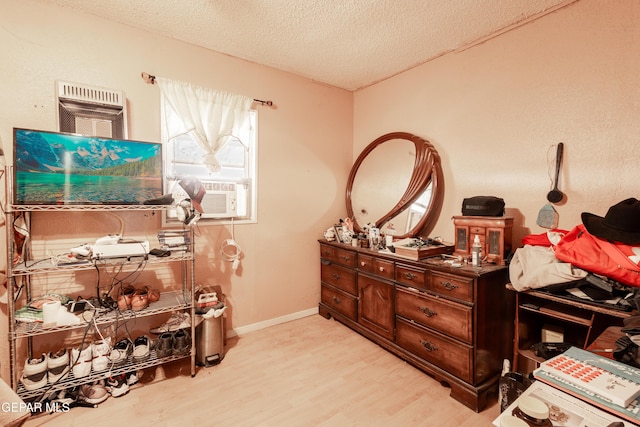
[[156, 77, 253, 172]]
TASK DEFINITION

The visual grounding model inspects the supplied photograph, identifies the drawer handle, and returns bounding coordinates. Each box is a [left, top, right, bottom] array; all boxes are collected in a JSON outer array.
[[420, 340, 438, 352], [340, 255, 351, 262], [332, 273, 341, 281], [360, 261, 367, 267], [322, 250, 331, 257], [332, 296, 341, 304], [419, 306, 437, 318], [378, 266, 385, 272], [440, 281, 458, 291], [403, 272, 417, 280]]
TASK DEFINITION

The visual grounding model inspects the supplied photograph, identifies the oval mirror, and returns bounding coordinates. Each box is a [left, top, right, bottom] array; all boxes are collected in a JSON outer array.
[[346, 132, 443, 239]]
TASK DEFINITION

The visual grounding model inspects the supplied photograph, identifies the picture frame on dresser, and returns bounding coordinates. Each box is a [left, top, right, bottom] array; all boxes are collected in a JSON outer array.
[[333, 225, 346, 243]]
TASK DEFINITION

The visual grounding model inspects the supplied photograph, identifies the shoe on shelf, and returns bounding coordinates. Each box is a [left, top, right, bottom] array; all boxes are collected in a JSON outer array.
[[150, 312, 191, 334], [156, 332, 174, 358], [125, 370, 143, 386], [20, 354, 48, 390], [133, 335, 152, 361], [141, 285, 160, 304], [47, 348, 70, 383], [117, 284, 135, 311], [172, 329, 191, 356], [79, 381, 109, 404], [71, 343, 93, 379], [91, 338, 112, 372], [108, 338, 133, 366], [130, 288, 149, 311], [106, 374, 130, 398]]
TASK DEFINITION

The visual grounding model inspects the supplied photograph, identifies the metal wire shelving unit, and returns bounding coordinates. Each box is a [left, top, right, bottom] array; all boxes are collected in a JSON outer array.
[[5, 188, 197, 400]]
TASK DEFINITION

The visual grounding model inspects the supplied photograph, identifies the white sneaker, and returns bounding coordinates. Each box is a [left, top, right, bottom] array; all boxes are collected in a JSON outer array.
[[91, 338, 112, 372], [80, 381, 109, 404], [125, 370, 143, 386], [47, 348, 70, 383], [150, 312, 191, 334], [71, 343, 92, 378], [106, 374, 130, 398], [21, 354, 48, 390]]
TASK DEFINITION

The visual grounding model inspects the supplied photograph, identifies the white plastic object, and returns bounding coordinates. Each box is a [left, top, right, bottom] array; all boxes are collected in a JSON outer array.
[[472, 235, 482, 267], [95, 234, 121, 245], [70, 244, 91, 257]]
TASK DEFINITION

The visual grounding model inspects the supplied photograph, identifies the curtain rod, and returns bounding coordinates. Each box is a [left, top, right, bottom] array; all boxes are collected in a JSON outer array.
[[141, 72, 273, 107]]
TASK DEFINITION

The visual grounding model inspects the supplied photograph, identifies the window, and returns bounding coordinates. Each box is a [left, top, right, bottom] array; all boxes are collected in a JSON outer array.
[[163, 110, 258, 224]]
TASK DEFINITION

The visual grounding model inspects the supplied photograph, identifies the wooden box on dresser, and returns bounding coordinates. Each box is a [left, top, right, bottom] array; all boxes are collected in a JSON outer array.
[[318, 239, 514, 412]]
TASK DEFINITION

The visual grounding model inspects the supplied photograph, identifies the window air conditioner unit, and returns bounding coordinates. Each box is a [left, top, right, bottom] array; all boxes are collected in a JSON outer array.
[[56, 80, 127, 138], [200, 181, 237, 219], [167, 180, 237, 220]]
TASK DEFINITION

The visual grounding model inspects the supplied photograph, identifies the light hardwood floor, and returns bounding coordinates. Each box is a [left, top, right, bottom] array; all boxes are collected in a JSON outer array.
[[23, 314, 499, 426]]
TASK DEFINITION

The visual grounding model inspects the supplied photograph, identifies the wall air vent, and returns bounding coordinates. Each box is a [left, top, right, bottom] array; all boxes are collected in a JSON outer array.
[[56, 80, 128, 139]]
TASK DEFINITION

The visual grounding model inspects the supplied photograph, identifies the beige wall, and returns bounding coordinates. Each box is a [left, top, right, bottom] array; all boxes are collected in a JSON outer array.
[[0, 1, 352, 380], [1, 0, 638, 384], [354, 0, 640, 245]]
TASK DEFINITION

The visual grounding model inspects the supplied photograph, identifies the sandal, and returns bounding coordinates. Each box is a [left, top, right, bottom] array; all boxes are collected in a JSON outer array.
[[117, 285, 135, 311], [130, 288, 149, 311], [143, 286, 160, 304]]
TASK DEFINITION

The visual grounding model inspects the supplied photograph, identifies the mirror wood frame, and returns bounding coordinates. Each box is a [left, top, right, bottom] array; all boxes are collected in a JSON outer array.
[[345, 132, 444, 239]]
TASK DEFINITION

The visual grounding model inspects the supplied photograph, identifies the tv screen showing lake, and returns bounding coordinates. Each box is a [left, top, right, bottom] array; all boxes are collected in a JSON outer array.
[[13, 129, 163, 205]]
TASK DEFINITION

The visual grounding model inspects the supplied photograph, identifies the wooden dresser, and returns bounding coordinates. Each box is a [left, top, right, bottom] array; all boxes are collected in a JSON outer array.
[[318, 239, 514, 412]]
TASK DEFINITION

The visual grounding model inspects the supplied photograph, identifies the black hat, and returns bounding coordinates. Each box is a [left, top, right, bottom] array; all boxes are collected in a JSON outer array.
[[581, 198, 640, 245]]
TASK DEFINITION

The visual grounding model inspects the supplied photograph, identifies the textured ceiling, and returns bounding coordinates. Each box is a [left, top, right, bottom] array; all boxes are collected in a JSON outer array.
[[43, 0, 570, 91]]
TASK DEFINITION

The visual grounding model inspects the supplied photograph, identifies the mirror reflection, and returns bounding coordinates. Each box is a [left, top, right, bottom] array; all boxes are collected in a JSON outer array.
[[351, 138, 415, 228], [390, 181, 434, 234], [346, 132, 443, 239]]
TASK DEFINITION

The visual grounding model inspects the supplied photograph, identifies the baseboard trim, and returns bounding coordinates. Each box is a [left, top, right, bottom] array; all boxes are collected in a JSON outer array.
[[227, 307, 319, 338]]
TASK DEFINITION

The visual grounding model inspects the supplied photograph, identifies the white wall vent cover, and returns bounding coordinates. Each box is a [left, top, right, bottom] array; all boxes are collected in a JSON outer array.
[[56, 80, 128, 139]]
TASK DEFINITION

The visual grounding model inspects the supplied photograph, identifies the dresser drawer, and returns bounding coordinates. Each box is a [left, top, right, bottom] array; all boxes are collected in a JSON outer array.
[[358, 254, 375, 274], [470, 226, 485, 235], [321, 285, 357, 321], [321, 261, 356, 294], [373, 258, 394, 280], [396, 286, 472, 343], [357, 254, 394, 280], [429, 271, 474, 303], [396, 264, 427, 289], [320, 244, 357, 268], [396, 317, 473, 383], [320, 244, 335, 260]]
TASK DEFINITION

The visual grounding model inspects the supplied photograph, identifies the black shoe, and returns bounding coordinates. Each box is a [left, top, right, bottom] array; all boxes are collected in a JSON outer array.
[[156, 332, 173, 358], [172, 329, 191, 356]]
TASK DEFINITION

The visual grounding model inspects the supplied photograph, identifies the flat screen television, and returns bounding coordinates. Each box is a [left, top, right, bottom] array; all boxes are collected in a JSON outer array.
[[13, 128, 163, 205]]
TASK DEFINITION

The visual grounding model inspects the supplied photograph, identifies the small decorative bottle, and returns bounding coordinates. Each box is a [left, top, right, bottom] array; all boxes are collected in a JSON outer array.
[[472, 235, 482, 267]]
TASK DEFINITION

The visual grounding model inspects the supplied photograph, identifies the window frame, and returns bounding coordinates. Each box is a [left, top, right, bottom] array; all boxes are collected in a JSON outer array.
[[161, 110, 258, 226]]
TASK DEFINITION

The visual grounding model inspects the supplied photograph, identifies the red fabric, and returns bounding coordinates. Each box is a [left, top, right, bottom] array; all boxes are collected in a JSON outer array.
[[554, 224, 640, 287], [522, 229, 569, 247]]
